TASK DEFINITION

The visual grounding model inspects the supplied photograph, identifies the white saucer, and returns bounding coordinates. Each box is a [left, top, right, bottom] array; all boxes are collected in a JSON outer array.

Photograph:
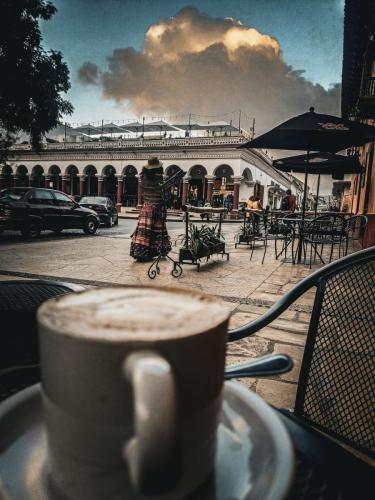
[[0, 382, 294, 500]]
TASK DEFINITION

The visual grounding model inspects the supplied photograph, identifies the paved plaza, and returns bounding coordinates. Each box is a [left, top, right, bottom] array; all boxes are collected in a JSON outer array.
[[0, 219, 345, 409]]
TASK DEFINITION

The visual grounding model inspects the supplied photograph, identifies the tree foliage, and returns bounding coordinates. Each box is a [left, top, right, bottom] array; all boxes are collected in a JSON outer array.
[[0, 0, 73, 151]]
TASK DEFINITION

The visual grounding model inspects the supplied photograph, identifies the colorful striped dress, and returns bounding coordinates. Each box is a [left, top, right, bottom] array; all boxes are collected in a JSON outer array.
[[130, 173, 171, 260]]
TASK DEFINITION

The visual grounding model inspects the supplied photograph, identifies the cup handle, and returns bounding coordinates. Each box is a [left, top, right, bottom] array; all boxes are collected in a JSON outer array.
[[123, 351, 179, 495]]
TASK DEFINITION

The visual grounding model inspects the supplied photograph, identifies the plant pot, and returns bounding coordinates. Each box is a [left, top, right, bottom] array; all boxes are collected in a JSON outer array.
[[179, 241, 225, 262]]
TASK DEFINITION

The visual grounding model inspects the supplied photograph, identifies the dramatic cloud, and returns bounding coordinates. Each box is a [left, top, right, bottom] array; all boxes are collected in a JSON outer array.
[[78, 7, 340, 134], [78, 62, 99, 85]]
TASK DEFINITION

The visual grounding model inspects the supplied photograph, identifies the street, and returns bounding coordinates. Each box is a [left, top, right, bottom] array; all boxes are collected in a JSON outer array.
[[0, 216, 315, 408], [0, 218, 236, 245]]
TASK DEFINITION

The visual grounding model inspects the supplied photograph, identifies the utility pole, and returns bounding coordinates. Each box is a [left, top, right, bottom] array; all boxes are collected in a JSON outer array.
[[142, 116, 145, 134], [64, 122, 67, 142], [101, 119, 104, 136], [238, 110, 242, 135], [251, 118, 255, 139], [188, 113, 191, 136]]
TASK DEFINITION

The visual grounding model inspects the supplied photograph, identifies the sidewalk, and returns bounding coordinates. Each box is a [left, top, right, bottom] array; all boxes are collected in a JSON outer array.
[[0, 225, 339, 408]]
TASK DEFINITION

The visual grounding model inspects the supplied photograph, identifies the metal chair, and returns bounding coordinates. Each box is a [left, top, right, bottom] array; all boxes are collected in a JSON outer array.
[[304, 214, 347, 268], [252, 211, 295, 264], [0, 279, 84, 401], [345, 214, 368, 254], [229, 247, 375, 499]]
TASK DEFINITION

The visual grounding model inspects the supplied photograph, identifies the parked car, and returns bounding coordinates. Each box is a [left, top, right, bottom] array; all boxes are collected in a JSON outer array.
[[0, 187, 100, 238], [78, 196, 119, 227]]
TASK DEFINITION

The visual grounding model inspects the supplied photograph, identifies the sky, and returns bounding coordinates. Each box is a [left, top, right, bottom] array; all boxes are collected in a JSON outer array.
[[41, 0, 345, 131]]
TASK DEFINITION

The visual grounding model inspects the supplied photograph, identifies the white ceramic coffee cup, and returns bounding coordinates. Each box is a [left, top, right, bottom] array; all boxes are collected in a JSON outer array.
[[37, 286, 230, 500]]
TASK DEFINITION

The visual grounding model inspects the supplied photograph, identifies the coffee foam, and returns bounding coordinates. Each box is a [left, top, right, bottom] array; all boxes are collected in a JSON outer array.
[[38, 286, 230, 341]]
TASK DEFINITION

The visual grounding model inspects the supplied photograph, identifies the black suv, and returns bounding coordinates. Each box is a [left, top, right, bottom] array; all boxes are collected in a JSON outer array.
[[79, 196, 119, 227], [0, 187, 100, 238]]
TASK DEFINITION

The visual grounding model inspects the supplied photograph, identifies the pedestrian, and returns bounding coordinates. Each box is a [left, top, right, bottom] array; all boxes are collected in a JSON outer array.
[[225, 193, 233, 213], [281, 189, 297, 212], [130, 157, 171, 262]]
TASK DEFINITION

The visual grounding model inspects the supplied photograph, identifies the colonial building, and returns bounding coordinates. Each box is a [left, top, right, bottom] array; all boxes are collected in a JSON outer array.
[[1, 134, 291, 212], [341, 0, 375, 246]]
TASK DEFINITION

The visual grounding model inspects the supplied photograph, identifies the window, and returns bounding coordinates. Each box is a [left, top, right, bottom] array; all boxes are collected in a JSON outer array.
[[29, 190, 54, 205], [53, 191, 75, 207]]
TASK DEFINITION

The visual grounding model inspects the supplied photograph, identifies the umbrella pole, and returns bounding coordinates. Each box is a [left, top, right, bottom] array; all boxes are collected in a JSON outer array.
[[314, 174, 321, 217], [297, 151, 309, 263]]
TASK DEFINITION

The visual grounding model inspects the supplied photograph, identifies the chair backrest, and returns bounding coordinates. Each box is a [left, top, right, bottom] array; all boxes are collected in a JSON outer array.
[[305, 214, 347, 242], [1, 280, 84, 367], [347, 214, 368, 239], [295, 251, 375, 457], [1, 280, 84, 401], [266, 211, 295, 236]]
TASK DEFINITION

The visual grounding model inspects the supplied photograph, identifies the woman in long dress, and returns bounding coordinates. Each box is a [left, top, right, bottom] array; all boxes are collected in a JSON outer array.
[[130, 157, 171, 261]]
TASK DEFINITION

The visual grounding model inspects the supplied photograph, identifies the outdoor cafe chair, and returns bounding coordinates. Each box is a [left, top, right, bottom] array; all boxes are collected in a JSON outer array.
[[228, 247, 375, 499], [303, 214, 347, 268], [248, 211, 295, 264], [345, 214, 368, 255], [0, 279, 84, 402]]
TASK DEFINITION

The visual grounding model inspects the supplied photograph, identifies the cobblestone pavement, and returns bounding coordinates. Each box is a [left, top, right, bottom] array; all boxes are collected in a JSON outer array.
[[0, 221, 355, 409]]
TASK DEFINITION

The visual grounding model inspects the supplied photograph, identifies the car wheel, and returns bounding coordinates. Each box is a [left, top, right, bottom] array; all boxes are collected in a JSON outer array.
[[106, 215, 114, 228], [114, 214, 119, 226], [21, 221, 41, 239], [83, 217, 98, 235]]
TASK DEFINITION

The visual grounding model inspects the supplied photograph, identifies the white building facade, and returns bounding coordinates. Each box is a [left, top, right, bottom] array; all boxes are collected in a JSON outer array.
[[2, 135, 291, 211]]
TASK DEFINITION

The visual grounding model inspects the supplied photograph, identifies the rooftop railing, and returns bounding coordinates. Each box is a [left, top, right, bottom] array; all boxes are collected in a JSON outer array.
[[10, 135, 248, 151]]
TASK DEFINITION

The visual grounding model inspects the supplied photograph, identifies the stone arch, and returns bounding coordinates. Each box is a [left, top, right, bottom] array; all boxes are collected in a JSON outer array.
[[48, 165, 61, 176], [213, 164, 234, 180], [239, 168, 255, 203], [165, 164, 181, 177], [84, 165, 98, 196], [32, 165, 44, 176], [102, 165, 117, 201], [211, 165, 235, 208], [1, 165, 13, 189], [242, 167, 253, 182], [122, 165, 138, 207], [1, 164, 13, 176], [16, 165, 29, 187], [66, 164, 79, 176], [83, 165, 97, 176], [164, 165, 183, 209], [16, 165, 28, 176], [101, 164, 116, 176], [188, 165, 207, 178], [48, 165, 61, 190], [65, 165, 79, 196], [31, 165, 45, 188], [187, 165, 208, 206], [122, 165, 138, 177]]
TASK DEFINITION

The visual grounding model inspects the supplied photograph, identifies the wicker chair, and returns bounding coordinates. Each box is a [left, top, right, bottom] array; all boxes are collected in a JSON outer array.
[[0, 279, 84, 401], [229, 247, 375, 499]]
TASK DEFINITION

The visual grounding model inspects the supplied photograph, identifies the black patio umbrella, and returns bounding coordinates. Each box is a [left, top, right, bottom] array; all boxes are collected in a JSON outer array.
[[273, 152, 364, 215], [239, 107, 375, 153], [239, 107, 375, 262]]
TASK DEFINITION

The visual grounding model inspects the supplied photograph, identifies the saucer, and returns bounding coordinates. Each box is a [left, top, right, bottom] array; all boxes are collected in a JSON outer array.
[[0, 382, 294, 500]]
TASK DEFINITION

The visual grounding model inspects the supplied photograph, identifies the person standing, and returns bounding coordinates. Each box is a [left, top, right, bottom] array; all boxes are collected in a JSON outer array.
[[130, 157, 171, 262], [281, 189, 297, 212]]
